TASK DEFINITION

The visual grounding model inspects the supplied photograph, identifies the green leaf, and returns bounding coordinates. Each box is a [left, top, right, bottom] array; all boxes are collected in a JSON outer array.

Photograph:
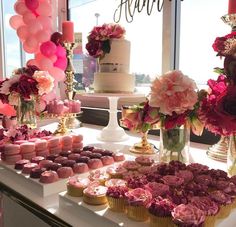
[[102, 40, 111, 54]]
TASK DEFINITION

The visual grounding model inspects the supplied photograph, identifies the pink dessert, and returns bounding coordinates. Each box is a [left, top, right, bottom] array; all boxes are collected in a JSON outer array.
[[30, 167, 46, 179], [144, 182, 170, 197], [162, 175, 184, 187], [105, 179, 127, 187], [15, 159, 30, 170], [72, 134, 83, 143], [31, 156, 45, 164], [60, 135, 72, 146], [73, 163, 89, 174], [68, 177, 91, 188], [172, 204, 206, 227], [190, 196, 219, 217], [60, 150, 72, 157], [106, 165, 128, 178], [80, 151, 93, 157], [54, 156, 68, 164], [72, 142, 83, 150], [101, 156, 114, 166], [138, 166, 152, 174], [46, 154, 59, 161], [39, 170, 59, 183], [57, 167, 74, 178], [106, 186, 128, 198], [72, 100, 81, 113], [35, 140, 48, 151], [87, 158, 103, 169], [135, 156, 154, 166], [14, 140, 28, 145], [48, 137, 61, 148], [209, 190, 232, 206], [122, 160, 141, 171], [194, 174, 213, 186], [61, 159, 76, 168], [83, 185, 107, 197], [175, 170, 193, 183], [46, 162, 62, 171], [20, 142, 35, 154], [4, 144, 20, 155], [36, 150, 49, 157], [22, 152, 36, 160], [112, 152, 125, 162], [39, 159, 53, 168], [22, 163, 39, 174], [2, 154, 22, 165], [89, 170, 110, 184], [61, 146, 72, 152], [125, 188, 152, 206], [68, 153, 80, 161], [49, 147, 62, 155]]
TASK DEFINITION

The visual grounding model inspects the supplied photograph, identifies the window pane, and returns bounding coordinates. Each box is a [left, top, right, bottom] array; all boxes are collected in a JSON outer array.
[[69, 0, 163, 90], [3, 0, 21, 76], [179, 0, 229, 84]]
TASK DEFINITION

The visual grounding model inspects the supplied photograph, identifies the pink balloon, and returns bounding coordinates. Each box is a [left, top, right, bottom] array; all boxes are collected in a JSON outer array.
[[49, 67, 65, 82], [0, 101, 16, 117], [42, 91, 56, 102], [9, 15, 24, 30], [54, 57, 67, 71], [38, 57, 53, 71], [40, 41, 57, 57], [28, 19, 43, 34], [36, 15, 52, 29], [25, 0, 39, 11], [14, 2, 29, 15], [23, 42, 38, 54], [49, 55, 57, 63], [35, 52, 44, 62], [35, 29, 51, 43], [25, 36, 38, 49], [56, 45, 66, 58], [36, 2, 52, 17], [17, 26, 29, 40], [23, 12, 36, 24]]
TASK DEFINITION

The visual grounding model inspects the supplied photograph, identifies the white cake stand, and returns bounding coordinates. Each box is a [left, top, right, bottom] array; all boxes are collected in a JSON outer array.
[[83, 93, 145, 142]]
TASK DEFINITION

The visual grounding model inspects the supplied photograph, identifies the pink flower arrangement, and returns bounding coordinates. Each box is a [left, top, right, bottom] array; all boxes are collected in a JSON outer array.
[[0, 65, 54, 110], [86, 23, 126, 59], [149, 70, 201, 131]]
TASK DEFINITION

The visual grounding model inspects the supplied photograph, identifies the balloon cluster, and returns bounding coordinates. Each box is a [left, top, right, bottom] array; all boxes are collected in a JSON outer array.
[[9, 0, 67, 82]]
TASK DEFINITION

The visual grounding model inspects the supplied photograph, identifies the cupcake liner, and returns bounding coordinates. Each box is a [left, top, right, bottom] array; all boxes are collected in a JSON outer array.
[[127, 205, 149, 222], [217, 204, 231, 219], [149, 213, 174, 227], [205, 215, 216, 227], [107, 197, 126, 212], [67, 185, 84, 197]]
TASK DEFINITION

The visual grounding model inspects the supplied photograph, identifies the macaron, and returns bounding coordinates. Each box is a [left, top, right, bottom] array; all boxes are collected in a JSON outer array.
[[22, 152, 36, 160], [20, 142, 35, 154], [72, 134, 83, 143], [4, 144, 20, 155], [35, 140, 48, 151]]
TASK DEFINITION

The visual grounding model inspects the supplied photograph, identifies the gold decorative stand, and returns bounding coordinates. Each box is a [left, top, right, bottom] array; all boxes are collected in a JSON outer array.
[[205, 13, 236, 162], [63, 42, 81, 128]]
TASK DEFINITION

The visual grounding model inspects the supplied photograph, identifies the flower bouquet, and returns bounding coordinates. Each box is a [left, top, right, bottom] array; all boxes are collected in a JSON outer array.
[[0, 65, 54, 128], [149, 70, 203, 163], [199, 31, 236, 173], [121, 100, 160, 154], [86, 23, 125, 59]]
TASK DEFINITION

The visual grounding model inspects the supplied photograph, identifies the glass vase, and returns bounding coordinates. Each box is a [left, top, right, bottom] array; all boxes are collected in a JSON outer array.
[[227, 135, 236, 176], [160, 124, 190, 163], [17, 96, 37, 128]]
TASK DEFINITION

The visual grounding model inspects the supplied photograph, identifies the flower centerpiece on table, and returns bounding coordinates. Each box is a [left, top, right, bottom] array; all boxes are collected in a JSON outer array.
[[85, 23, 125, 59], [0, 65, 54, 128], [199, 31, 236, 174], [149, 70, 204, 163]]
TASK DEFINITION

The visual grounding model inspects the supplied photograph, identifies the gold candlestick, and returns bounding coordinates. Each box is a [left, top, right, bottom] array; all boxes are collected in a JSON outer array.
[[63, 42, 82, 129]]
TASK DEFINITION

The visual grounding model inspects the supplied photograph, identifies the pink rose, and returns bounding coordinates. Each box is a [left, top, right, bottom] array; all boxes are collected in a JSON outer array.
[[33, 71, 54, 95], [149, 70, 198, 116]]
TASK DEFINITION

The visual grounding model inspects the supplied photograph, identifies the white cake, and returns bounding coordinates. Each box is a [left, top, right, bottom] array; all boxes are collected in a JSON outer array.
[[93, 39, 135, 93]]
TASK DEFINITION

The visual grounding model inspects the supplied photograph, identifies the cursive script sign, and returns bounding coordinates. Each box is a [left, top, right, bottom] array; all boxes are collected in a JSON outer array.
[[114, 0, 165, 23]]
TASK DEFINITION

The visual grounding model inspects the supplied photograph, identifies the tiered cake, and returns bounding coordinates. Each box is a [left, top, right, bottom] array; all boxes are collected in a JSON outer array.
[[93, 38, 135, 93]]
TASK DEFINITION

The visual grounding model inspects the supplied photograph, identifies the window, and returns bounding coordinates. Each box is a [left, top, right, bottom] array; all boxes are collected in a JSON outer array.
[[179, 0, 229, 84], [69, 0, 163, 92], [2, 0, 22, 77]]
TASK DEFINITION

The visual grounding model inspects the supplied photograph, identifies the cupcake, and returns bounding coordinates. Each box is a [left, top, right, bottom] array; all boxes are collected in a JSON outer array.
[[148, 197, 176, 227], [125, 188, 152, 222], [83, 185, 108, 205], [106, 186, 128, 212], [67, 177, 91, 197], [135, 156, 154, 166], [190, 196, 219, 227], [127, 175, 148, 189], [106, 165, 128, 179], [172, 204, 205, 227], [162, 175, 184, 188], [88, 169, 110, 185], [144, 182, 170, 198], [175, 170, 193, 184], [105, 179, 127, 187], [122, 160, 141, 171], [209, 190, 233, 219]]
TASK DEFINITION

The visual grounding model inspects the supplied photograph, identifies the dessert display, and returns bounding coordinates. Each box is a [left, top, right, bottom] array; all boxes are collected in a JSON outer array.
[[83, 185, 108, 205], [86, 24, 135, 93]]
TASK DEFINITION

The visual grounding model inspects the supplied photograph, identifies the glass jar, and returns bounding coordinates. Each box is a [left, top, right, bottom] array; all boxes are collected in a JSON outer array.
[[17, 96, 37, 128], [160, 124, 190, 163]]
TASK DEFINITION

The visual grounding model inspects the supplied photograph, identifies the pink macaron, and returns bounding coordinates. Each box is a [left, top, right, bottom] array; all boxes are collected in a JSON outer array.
[[20, 142, 35, 154], [39, 170, 59, 183], [60, 135, 72, 146], [2, 154, 22, 165], [4, 144, 20, 156], [48, 137, 61, 148], [35, 140, 48, 151], [72, 134, 83, 143], [14, 140, 28, 145], [22, 152, 36, 160], [72, 142, 83, 150], [57, 167, 74, 178]]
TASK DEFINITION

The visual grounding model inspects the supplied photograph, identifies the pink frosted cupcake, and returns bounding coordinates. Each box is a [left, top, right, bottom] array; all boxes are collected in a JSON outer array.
[[122, 160, 141, 171], [88, 169, 110, 185], [106, 165, 128, 179], [105, 179, 127, 187], [162, 175, 184, 188], [175, 170, 193, 184], [67, 177, 91, 197], [209, 190, 233, 219], [135, 156, 154, 166], [144, 182, 170, 198], [190, 196, 219, 227], [148, 197, 176, 227], [106, 186, 128, 212], [125, 188, 152, 221], [172, 204, 205, 227]]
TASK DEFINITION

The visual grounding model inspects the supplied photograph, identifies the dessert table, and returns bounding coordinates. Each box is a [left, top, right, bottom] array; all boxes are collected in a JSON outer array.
[[0, 123, 236, 227]]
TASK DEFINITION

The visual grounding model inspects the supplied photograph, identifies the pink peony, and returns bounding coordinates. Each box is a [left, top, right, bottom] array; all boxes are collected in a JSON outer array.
[[149, 70, 198, 116], [33, 71, 54, 95]]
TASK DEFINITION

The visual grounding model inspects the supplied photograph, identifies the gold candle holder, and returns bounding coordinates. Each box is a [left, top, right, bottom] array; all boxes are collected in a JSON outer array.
[[63, 42, 82, 129]]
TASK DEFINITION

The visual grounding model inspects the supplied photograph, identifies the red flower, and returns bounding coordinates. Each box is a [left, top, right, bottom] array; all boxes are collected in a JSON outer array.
[[85, 40, 103, 58], [164, 112, 188, 130]]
